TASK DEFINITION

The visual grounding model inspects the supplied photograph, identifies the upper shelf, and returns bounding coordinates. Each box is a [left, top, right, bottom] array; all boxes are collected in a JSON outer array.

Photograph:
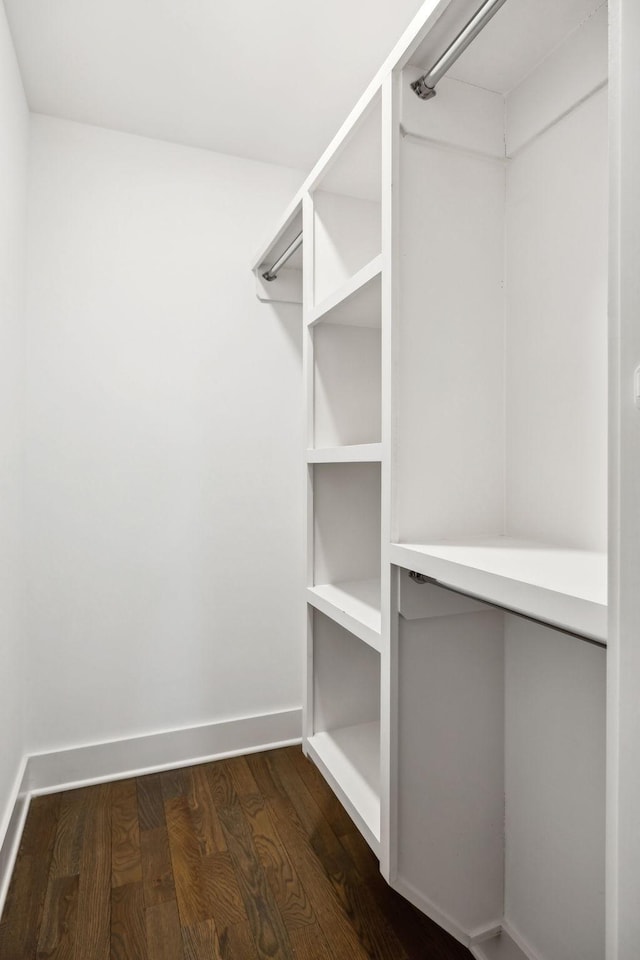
[[309, 255, 382, 328], [389, 537, 607, 643]]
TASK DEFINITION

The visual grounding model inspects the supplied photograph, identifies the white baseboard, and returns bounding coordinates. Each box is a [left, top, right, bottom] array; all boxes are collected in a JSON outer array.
[[0, 707, 302, 917], [0, 756, 30, 920]]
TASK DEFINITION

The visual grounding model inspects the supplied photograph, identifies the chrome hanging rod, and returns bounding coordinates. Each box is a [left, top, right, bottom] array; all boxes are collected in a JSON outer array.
[[411, 0, 509, 100], [262, 231, 303, 281]]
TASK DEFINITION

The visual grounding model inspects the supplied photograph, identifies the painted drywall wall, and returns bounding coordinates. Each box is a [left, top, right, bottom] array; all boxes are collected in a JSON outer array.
[[0, 2, 28, 833], [25, 115, 305, 753]]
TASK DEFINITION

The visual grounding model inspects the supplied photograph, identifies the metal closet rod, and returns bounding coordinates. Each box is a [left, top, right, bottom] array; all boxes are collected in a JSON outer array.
[[262, 231, 303, 281], [411, 0, 509, 100]]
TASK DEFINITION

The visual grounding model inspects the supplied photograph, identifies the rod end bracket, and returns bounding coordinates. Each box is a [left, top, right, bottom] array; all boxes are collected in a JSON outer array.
[[411, 77, 437, 100]]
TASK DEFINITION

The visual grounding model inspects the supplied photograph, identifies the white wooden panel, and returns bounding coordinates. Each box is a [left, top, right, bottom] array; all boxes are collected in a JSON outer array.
[[390, 539, 607, 642], [608, 1, 640, 956], [313, 191, 381, 305], [307, 443, 382, 464], [398, 571, 490, 621], [314, 324, 381, 447], [506, 4, 608, 156], [505, 87, 608, 552], [504, 616, 606, 960], [396, 610, 505, 934], [317, 96, 382, 203], [313, 462, 381, 584], [307, 578, 381, 650], [312, 611, 380, 733], [397, 137, 505, 542], [309, 254, 381, 328], [401, 68, 505, 159]]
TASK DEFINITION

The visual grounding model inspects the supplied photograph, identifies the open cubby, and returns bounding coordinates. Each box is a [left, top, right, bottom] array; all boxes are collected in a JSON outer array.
[[312, 461, 381, 587], [308, 609, 381, 849], [313, 93, 381, 306], [313, 322, 381, 449]]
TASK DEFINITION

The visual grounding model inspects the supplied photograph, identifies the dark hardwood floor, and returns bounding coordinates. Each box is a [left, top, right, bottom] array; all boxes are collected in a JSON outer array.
[[0, 745, 472, 959]]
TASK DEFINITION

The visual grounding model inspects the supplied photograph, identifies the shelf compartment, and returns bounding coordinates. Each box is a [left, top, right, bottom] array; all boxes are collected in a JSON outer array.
[[307, 578, 381, 651], [313, 323, 381, 448], [306, 721, 381, 854], [313, 191, 381, 307], [390, 538, 607, 642], [314, 463, 381, 585], [308, 255, 382, 328], [307, 443, 382, 464]]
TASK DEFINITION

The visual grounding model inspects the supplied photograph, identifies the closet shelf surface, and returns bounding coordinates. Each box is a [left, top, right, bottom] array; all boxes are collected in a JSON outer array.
[[307, 443, 382, 464], [389, 538, 607, 642], [307, 578, 382, 650], [306, 721, 381, 853], [309, 255, 382, 328]]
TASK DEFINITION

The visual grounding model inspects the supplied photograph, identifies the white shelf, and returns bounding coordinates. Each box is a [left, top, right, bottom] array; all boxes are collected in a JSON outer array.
[[307, 578, 381, 650], [470, 930, 529, 960], [307, 443, 382, 464], [390, 538, 607, 643], [306, 721, 380, 853], [308, 254, 382, 328]]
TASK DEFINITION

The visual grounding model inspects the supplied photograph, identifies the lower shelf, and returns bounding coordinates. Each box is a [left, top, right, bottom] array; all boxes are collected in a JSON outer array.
[[470, 930, 529, 960], [306, 721, 380, 854]]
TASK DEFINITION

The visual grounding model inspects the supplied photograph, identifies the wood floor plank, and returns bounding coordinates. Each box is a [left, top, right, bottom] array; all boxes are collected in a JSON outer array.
[[0, 855, 49, 960], [137, 774, 166, 832], [288, 922, 334, 960], [286, 748, 355, 839], [269, 753, 411, 960], [182, 918, 223, 960], [112, 779, 143, 888], [111, 881, 147, 960], [36, 874, 79, 960], [50, 789, 89, 879], [200, 851, 247, 928], [263, 750, 362, 889], [240, 791, 315, 932], [160, 768, 188, 802], [0, 794, 60, 960], [208, 763, 294, 960], [165, 796, 212, 927], [145, 899, 184, 960], [187, 765, 227, 855], [74, 782, 111, 960], [141, 826, 176, 907], [254, 796, 370, 960], [218, 921, 261, 960]]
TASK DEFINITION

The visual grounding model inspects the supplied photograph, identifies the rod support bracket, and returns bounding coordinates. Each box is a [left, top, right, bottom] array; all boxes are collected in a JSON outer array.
[[262, 271, 277, 282], [411, 77, 437, 100]]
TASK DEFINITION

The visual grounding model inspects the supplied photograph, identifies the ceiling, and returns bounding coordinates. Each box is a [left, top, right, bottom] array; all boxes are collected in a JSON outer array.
[[3, 0, 426, 172]]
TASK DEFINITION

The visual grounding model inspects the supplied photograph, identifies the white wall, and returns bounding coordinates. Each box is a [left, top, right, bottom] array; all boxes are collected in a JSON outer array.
[[0, 1, 28, 834], [25, 115, 305, 754]]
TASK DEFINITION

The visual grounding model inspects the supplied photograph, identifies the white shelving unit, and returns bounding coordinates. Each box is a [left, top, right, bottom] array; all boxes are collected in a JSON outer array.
[[252, 2, 640, 958]]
